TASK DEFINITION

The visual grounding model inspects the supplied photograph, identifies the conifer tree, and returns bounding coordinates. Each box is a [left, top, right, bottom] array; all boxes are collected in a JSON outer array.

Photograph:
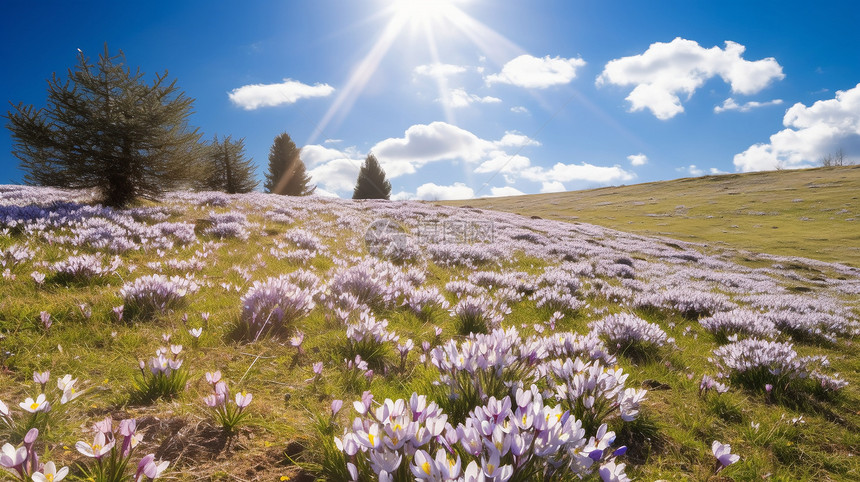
[[352, 153, 392, 200], [264, 132, 315, 195], [200, 135, 258, 193], [5, 45, 202, 207]]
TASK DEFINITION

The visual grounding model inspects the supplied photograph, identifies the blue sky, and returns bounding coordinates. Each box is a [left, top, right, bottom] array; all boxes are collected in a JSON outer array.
[[2, 0, 859, 199]]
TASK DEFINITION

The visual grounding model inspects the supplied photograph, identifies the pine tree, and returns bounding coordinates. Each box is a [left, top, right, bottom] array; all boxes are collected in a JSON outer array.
[[200, 135, 258, 193], [5, 45, 202, 207], [264, 132, 316, 195], [352, 153, 392, 200]]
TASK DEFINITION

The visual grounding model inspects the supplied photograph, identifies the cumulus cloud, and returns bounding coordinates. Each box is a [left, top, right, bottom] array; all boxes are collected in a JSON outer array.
[[734, 83, 860, 172], [307, 157, 362, 193], [415, 182, 475, 200], [371, 122, 539, 178], [627, 153, 648, 166], [489, 186, 525, 197], [442, 88, 502, 108], [414, 63, 468, 78], [486, 54, 586, 88], [715, 97, 783, 113], [301, 144, 362, 167], [313, 188, 340, 198], [597, 38, 784, 119], [228, 79, 334, 110], [474, 154, 531, 174], [684, 165, 705, 176], [495, 132, 541, 148], [521, 162, 635, 184], [510, 106, 530, 114], [540, 181, 566, 193]]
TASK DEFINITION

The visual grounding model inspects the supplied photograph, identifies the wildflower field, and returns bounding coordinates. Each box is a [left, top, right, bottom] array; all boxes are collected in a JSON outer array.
[[0, 184, 858, 480]]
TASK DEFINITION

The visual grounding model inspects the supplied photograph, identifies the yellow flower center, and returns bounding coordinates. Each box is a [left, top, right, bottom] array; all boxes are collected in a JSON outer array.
[[92, 444, 101, 452], [422, 461, 432, 474], [46, 475, 54, 482], [368, 433, 375, 445], [30, 402, 40, 410]]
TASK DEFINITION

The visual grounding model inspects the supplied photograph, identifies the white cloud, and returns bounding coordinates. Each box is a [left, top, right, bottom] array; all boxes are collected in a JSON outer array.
[[495, 131, 541, 148], [734, 83, 860, 171], [488, 186, 524, 197], [365, 123, 544, 183], [415, 182, 475, 200], [324, 138, 342, 144], [709, 167, 728, 175], [228, 79, 334, 110], [510, 106, 530, 114], [684, 165, 705, 176], [474, 154, 531, 174], [627, 153, 648, 166], [307, 157, 362, 193], [391, 191, 413, 201], [715, 97, 783, 113], [521, 162, 635, 184], [486, 54, 586, 89], [597, 38, 784, 119], [371, 122, 501, 178], [540, 181, 566, 193], [442, 88, 502, 108], [313, 188, 340, 198], [301, 144, 362, 167], [414, 63, 468, 78]]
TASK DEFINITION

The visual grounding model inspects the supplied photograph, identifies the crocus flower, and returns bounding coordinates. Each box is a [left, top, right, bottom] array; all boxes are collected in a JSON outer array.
[[0, 443, 27, 470], [20, 394, 50, 413], [188, 327, 203, 339], [135, 453, 168, 481], [31, 461, 69, 482], [39, 311, 51, 330], [75, 432, 115, 459], [712, 440, 739, 468], [235, 391, 253, 408], [331, 399, 343, 416], [33, 371, 50, 388]]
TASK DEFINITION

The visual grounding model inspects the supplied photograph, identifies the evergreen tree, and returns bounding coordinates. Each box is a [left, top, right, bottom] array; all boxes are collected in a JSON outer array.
[[352, 153, 392, 200], [200, 135, 258, 193], [264, 132, 315, 195], [5, 45, 202, 207]]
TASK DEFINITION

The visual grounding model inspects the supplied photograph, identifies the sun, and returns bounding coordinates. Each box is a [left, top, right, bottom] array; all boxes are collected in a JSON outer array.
[[390, 0, 462, 24]]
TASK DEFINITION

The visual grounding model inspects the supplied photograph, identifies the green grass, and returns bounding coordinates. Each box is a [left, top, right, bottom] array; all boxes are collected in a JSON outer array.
[[442, 164, 860, 267], [1, 189, 858, 480]]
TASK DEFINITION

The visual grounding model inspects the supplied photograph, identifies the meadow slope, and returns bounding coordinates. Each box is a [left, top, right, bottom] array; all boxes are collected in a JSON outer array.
[[0, 185, 858, 481], [443, 165, 860, 268]]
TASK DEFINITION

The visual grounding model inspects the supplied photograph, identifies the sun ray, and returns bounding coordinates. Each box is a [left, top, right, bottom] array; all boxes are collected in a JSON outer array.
[[307, 12, 408, 145]]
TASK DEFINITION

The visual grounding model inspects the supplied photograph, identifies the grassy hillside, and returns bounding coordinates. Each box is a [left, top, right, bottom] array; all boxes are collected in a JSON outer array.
[[443, 165, 860, 267], [0, 186, 858, 481]]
